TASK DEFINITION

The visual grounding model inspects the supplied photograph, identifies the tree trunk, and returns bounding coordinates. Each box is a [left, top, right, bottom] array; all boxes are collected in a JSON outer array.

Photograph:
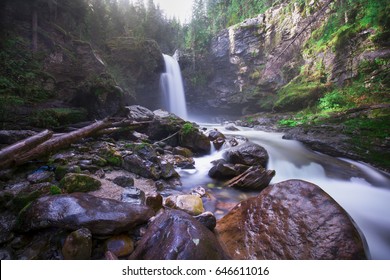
[[1, 119, 111, 169], [0, 130, 53, 169]]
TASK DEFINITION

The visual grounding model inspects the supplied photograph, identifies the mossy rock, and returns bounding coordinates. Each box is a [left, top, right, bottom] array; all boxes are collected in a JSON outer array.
[[30, 108, 88, 128], [59, 173, 101, 193]]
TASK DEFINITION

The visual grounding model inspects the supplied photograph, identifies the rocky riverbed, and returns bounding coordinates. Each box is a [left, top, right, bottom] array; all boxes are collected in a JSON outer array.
[[0, 106, 369, 260]]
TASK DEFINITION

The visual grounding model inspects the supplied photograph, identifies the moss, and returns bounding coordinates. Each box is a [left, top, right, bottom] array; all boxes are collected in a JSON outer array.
[[50, 185, 62, 195], [59, 173, 101, 193], [181, 122, 196, 136]]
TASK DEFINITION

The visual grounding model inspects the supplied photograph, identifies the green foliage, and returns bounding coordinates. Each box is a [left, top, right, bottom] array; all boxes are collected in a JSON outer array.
[[50, 185, 62, 195], [31, 108, 88, 128], [181, 122, 196, 135], [278, 119, 300, 127]]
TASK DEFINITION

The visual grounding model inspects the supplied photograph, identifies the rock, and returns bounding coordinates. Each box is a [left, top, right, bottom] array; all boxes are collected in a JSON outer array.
[[123, 154, 160, 180], [190, 186, 206, 197], [11, 182, 53, 211], [27, 171, 54, 184], [145, 191, 163, 212], [165, 195, 205, 216], [125, 105, 155, 122], [0, 212, 16, 244], [105, 234, 134, 257], [59, 173, 101, 193], [194, 212, 217, 231], [129, 209, 229, 260], [0, 249, 13, 260], [147, 111, 185, 145], [208, 129, 226, 141], [159, 160, 179, 179], [173, 146, 193, 157], [62, 228, 92, 260], [224, 142, 269, 167], [212, 137, 226, 150], [224, 166, 275, 191], [224, 124, 240, 131], [216, 180, 368, 260], [208, 162, 242, 180], [121, 187, 145, 205], [179, 126, 211, 154], [113, 176, 134, 188], [17, 193, 154, 235]]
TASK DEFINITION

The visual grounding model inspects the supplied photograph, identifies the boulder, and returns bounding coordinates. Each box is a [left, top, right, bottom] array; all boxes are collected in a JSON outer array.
[[145, 191, 163, 212], [27, 171, 54, 184], [123, 154, 160, 180], [224, 142, 269, 167], [105, 234, 134, 257], [129, 209, 229, 260], [62, 228, 92, 260], [194, 212, 217, 231], [207, 129, 226, 141], [165, 195, 205, 216], [216, 180, 368, 259], [224, 166, 275, 191], [179, 126, 211, 154], [125, 105, 154, 122], [113, 176, 134, 188], [173, 146, 193, 158], [121, 187, 145, 205], [17, 193, 154, 235], [208, 162, 242, 180], [59, 173, 101, 193]]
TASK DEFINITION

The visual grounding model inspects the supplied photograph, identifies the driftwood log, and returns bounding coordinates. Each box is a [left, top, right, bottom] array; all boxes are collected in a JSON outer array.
[[0, 118, 151, 170]]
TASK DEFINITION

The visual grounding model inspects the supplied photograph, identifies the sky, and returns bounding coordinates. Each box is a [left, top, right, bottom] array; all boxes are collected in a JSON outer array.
[[153, 0, 194, 23]]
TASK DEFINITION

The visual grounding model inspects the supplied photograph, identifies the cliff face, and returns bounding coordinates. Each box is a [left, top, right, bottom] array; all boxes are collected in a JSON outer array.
[[198, 0, 389, 115]]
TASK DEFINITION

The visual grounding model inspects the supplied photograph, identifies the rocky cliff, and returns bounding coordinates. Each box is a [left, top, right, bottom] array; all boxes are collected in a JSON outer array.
[[190, 0, 389, 115]]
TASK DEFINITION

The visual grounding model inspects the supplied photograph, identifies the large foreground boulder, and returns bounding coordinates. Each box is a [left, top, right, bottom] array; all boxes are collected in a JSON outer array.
[[216, 180, 368, 259], [129, 209, 229, 260], [17, 193, 154, 235]]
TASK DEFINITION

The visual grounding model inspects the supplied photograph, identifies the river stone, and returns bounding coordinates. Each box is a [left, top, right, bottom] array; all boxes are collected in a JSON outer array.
[[125, 105, 154, 122], [123, 154, 160, 180], [216, 179, 368, 260], [113, 176, 134, 188], [105, 234, 134, 257], [208, 162, 241, 180], [165, 194, 205, 216], [59, 173, 101, 193], [121, 187, 145, 205], [173, 146, 193, 157], [224, 142, 269, 167], [179, 127, 211, 154], [129, 209, 229, 260], [224, 166, 275, 191], [145, 191, 163, 212], [27, 171, 54, 184], [208, 129, 226, 141], [62, 228, 92, 260], [17, 193, 154, 235], [194, 211, 217, 231]]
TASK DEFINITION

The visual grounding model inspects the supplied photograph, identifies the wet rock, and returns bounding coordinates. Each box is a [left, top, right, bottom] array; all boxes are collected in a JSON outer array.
[[145, 191, 163, 212], [17, 193, 154, 235], [173, 146, 193, 157], [224, 142, 269, 167], [125, 105, 155, 122], [129, 209, 229, 260], [179, 126, 211, 154], [194, 212, 217, 231], [0, 212, 16, 244], [27, 171, 54, 184], [212, 137, 226, 150], [59, 173, 101, 193], [224, 124, 240, 131], [11, 182, 53, 211], [224, 166, 275, 191], [62, 228, 92, 260], [216, 179, 368, 260], [165, 195, 205, 216], [113, 176, 134, 188], [208, 129, 226, 141], [208, 162, 241, 180], [105, 234, 134, 257], [159, 160, 179, 179], [121, 187, 145, 205], [190, 186, 206, 197], [91, 155, 107, 167], [123, 154, 160, 180]]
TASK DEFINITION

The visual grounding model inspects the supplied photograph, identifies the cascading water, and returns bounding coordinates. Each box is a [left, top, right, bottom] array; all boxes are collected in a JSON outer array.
[[160, 54, 188, 119], [178, 124, 390, 259]]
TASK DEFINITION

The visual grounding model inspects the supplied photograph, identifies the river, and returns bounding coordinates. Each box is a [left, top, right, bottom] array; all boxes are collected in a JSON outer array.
[[179, 124, 390, 260]]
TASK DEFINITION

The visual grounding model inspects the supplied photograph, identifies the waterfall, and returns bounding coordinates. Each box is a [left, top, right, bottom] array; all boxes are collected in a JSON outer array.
[[160, 54, 188, 119]]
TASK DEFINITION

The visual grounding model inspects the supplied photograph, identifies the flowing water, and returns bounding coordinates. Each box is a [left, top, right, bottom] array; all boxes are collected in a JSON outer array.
[[160, 54, 188, 119], [178, 124, 390, 260]]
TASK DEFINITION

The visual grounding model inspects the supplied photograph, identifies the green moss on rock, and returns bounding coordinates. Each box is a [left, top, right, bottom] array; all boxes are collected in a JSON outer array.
[[59, 173, 101, 193]]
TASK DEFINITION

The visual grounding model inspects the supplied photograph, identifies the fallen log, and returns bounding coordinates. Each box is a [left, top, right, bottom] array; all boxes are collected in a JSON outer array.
[[0, 130, 53, 169], [4, 119, 111, 169]]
